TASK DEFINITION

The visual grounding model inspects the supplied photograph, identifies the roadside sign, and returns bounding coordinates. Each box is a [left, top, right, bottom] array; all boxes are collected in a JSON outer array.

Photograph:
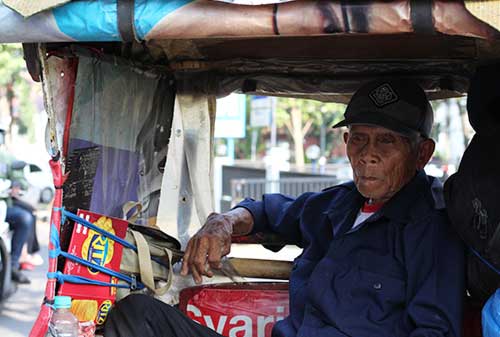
[[250, 96, 275, 127], [215, 94, 246, 138], [305, 144, 321, 160]]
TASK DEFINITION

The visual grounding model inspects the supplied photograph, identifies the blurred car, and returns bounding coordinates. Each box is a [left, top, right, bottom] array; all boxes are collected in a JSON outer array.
[[424, 158, 454, 182], [22, 163, 54, 205], [425, 162, 445, 180]]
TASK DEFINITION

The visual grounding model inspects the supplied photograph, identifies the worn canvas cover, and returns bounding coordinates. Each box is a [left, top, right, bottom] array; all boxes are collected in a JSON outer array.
[[465, 0, 500, 32], [213, 0, 294, 4], [3, 0, 70, 17], [63, 54, 174, 223], [0, 1, 497, 42]]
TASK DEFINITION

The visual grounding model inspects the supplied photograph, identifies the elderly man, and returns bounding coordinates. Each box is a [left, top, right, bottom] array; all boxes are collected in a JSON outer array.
[[105, 79, 465, 337]]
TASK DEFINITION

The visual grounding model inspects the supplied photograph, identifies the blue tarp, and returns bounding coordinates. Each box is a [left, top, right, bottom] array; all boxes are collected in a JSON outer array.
[[53, 0, 191, 41], [0, 0, 191, 42]]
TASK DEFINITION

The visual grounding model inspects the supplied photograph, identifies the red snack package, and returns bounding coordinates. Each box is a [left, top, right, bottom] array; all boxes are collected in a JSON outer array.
[[59, 210, 129, 326]]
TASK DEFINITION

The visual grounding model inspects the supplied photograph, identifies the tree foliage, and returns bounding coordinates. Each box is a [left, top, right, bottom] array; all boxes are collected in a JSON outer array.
[[234, 96, 346, 164], [275, 98, 345, 166], [0, 44, 37, 141], [0, 44, 25, 86]]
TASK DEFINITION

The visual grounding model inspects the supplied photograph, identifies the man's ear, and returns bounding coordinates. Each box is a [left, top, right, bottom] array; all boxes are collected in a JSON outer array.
[[416, 139, 435, 170], [343, 132, 349, 144]]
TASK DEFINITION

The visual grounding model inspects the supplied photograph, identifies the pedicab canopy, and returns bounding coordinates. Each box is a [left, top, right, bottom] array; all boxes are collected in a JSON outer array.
[[19, 1, 500, 336]]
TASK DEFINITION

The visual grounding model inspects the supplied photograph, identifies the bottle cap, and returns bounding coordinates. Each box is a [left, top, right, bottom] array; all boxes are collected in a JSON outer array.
[[53, 296, 72, 309]]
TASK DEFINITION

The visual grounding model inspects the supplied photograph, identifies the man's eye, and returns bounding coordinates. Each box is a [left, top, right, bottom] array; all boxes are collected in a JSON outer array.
[[350, 135, 365, 143], [379, 136, 395, 144]]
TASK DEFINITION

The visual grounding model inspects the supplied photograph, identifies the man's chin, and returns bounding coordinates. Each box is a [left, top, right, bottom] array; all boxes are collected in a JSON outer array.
[[355, 183, 384, 200]]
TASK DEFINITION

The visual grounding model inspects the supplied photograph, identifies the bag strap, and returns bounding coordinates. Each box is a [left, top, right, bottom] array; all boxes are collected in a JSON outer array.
[[470, 247, 500, 276], [131, 230, 155, 291], [131, 230, 173, 296], [117, 0, 136, 42], [161, 248, 174, 294]]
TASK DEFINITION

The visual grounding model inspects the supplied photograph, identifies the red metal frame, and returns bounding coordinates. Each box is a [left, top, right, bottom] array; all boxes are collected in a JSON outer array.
[[29, 157, 67, 337], [62, 57, 78, 161], [29, 55, 77, 337]]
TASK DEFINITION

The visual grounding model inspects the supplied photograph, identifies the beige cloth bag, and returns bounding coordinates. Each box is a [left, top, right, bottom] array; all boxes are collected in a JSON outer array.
[[117, 202, 183, 300]]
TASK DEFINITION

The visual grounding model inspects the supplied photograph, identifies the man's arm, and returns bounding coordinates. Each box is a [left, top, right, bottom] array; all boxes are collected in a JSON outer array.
[[181, 193, 312, 283], [180, 208, 254, 284], [0, 152, 28, 190], [403, 212, 465, 337]]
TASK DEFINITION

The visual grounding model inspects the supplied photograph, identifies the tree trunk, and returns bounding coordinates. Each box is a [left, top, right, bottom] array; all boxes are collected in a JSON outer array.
[[457, 98, 472, 148], [290, 105, 305, 167], [6, 81, 15, 147]]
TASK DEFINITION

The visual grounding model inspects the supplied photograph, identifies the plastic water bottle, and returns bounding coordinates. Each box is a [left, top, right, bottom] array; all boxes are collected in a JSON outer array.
[[48, 296, 79, 337]]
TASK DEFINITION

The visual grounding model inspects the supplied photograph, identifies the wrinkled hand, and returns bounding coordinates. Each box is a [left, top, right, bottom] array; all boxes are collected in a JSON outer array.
[[181, 212, 233, 284]]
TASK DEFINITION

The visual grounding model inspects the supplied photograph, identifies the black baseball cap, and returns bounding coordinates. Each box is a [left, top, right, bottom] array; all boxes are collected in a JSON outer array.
[[332, 78, 434, 138]]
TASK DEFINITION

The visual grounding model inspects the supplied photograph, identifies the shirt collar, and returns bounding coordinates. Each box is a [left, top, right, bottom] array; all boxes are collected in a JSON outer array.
[[324, 183, 365, 237], [361, 201, 384, 213], [326, 182, 365, 215]]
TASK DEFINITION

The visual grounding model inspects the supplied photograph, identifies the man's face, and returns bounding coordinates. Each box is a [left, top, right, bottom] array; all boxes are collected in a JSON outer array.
[[344, 125, 418, 203]]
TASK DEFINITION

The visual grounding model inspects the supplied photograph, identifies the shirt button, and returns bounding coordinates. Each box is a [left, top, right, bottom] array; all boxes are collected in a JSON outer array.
[[373, 283, 382, 290]]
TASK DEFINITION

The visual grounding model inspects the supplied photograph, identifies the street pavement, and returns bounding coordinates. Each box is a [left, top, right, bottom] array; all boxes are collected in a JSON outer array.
[[0, 208, 50, 336]]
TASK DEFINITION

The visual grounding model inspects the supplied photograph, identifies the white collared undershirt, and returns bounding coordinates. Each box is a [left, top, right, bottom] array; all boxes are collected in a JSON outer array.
[[352, 201, 384, 229]]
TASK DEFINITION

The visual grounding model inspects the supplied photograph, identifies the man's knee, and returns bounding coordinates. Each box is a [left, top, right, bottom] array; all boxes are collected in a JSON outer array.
[[105, 294, 179, 337], [114, 293, 155, 312], [7, 207, 33, 231], [110, 293, 177, 320], [19, 212, 34, 230]]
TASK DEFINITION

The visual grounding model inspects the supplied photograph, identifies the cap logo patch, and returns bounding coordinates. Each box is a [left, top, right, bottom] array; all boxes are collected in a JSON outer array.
[[369, 83, 398, 107]]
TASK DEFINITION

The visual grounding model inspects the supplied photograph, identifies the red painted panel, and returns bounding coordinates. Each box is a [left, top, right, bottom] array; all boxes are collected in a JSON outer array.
[[180, 283, 289, 337]]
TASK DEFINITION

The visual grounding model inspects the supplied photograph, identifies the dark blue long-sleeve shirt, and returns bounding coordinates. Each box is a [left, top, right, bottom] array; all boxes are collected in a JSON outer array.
[[237, 171, 465, 337]]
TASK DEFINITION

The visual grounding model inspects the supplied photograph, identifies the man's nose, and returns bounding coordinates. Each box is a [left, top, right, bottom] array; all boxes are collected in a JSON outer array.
[[359, 141, 380, 164]]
